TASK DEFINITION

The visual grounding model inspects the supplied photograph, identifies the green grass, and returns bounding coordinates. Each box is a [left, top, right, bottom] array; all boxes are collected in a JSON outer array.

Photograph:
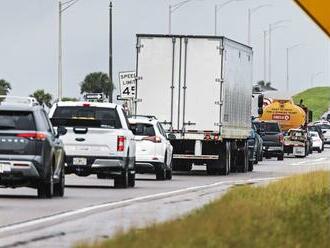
[[76, 171, 330, 248], [293, 87, 330, 120]]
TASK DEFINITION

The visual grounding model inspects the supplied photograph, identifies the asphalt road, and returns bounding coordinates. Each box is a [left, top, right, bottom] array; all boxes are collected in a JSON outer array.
[[0, 147, 330, 247]]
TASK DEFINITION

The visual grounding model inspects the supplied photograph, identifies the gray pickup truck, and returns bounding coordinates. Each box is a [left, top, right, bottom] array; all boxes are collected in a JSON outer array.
[[254, 121, 284, 161]]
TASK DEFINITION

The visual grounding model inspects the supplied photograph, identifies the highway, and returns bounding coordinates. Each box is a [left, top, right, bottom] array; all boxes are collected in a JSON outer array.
[[0, 147, 330, 247]]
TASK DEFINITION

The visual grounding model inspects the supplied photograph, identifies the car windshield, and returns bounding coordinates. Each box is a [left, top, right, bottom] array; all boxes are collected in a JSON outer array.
[[0, 111, 36, 130], [130, 123, 155, 136], [256, 122, 280, 133], [316, 124, 330, 129], [51, 106, 122, 129]]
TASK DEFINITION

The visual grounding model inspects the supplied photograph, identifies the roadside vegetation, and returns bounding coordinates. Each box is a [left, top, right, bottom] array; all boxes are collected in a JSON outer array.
[[77, 171, 330, 248], [293, 87, 330, 120]]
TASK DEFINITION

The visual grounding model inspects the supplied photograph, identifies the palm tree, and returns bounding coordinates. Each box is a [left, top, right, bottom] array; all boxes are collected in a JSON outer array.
[[80, 72, 114, 102], [0, 79, 12, 95], [30, 89, 53, 107]]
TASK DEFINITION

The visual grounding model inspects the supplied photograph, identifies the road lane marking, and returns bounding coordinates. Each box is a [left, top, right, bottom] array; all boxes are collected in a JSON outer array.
[[0, 176, 282, 236]]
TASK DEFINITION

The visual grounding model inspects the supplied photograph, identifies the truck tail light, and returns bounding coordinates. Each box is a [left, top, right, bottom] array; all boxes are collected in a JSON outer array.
[[17, 132, 47, 141], [142, 136, 161, 143], [117, 136, 126, 151]]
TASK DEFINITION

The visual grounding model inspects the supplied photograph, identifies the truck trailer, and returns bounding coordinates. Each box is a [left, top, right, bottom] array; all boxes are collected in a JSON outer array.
[[134, 34, 258, 175]]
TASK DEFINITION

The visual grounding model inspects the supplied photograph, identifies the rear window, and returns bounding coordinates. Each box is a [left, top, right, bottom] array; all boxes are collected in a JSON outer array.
[[130, 123, 155, 136], [255, 122, 280, 133], [316, 124, 330, 129], [51, 106, 122, 129], [0, 111, 36, 130]]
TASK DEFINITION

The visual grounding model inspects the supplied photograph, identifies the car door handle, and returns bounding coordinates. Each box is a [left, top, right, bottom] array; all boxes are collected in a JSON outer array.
[[75, 138, 85, 142]]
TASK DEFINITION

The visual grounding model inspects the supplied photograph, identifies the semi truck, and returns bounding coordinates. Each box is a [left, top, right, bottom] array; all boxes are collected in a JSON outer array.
[[134, 34, 260, 175]]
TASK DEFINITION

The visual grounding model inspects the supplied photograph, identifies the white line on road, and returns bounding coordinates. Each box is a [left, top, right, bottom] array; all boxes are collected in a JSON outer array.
[[0, 176, 282, 236]]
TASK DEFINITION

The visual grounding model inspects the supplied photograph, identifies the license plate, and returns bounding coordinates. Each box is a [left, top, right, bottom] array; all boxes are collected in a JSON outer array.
[[0, 163, 11, 173], [73, 157, 87, 166], [293, 147, 304, 155]]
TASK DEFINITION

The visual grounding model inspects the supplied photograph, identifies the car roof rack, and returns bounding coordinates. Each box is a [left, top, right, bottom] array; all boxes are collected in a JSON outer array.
[[0, 95, 39, 107]]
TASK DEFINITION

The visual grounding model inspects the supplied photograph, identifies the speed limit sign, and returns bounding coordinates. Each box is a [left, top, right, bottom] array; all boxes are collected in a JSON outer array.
[[119, 71, 136, 99]]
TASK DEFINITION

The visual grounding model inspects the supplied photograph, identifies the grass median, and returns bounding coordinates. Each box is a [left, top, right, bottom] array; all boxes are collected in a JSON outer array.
[[77, 171, 330, 248]]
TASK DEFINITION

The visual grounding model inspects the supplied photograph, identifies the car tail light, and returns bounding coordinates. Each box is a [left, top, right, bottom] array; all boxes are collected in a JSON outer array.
[[117, 136, 126, 151], [17, 132, 47, 141], [82, 103, 90, 107], [142, 136, 161, 143], [204, 134, 211, 140]]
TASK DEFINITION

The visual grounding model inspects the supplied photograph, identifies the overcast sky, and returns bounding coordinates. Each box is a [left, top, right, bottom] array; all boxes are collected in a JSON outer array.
[[0, 0, 329, 100]]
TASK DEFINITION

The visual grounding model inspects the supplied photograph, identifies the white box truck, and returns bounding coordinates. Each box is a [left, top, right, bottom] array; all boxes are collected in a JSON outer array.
[[134, 34, 259, 175]]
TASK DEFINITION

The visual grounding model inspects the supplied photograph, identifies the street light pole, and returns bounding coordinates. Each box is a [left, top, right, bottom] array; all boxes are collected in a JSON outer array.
[[286, 44, 302, 92], [168, 0, 196, 34], [214, 0, 244, 36], [268, 20, 290, 84], [58, 1, 62, 100], [247, 4, 271, 46], [109, 1, 113, 102], [263, 30, 267, 82], [57, 0, 81, 101]]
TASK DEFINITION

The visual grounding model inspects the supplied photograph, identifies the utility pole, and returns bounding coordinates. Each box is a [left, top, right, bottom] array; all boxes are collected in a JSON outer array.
[[268, 24, 272, 84], [109, 1, 113, 102], [58, 1, 62, 100], [263, 30, 267, 82], [214, 5, 218, 36]]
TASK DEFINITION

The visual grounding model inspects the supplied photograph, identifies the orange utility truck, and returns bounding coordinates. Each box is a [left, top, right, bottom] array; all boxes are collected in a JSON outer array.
[[259, 99, 306, 131]]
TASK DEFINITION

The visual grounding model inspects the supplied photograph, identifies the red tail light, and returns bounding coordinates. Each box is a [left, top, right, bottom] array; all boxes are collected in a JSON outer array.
[[17, 132, 47, 141], [142, 136, 161, 143], [117, 136, 126, 151], [82, 103, 90, 107]]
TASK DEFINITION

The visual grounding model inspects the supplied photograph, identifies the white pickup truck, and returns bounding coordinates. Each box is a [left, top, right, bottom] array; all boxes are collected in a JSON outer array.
[[49, 101, 136, 188]]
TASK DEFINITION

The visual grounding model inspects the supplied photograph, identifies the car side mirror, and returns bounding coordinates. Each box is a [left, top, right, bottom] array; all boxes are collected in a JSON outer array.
[[323, 130, 327, 134], [167, 133, 176, 140], [57, 126, 67, 137]]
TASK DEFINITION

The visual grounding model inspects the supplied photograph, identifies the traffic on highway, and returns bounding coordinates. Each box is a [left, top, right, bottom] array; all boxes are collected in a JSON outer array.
[[0, 0, 329, 247]]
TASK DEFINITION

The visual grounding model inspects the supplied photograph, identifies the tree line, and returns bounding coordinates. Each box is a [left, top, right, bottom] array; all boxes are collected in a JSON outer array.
[[0, 72, 114, 107]]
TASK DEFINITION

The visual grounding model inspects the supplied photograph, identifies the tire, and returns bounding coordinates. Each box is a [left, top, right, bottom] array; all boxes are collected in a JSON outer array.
[[166, 168, 172, 180], [156, 167, 166, 180], [237, 142, 248, 173], [258, 151, 263, 162], [128, 172, 135, 187], [54, 166, 65, 197], [248, 160, 254, 172], [114, 169, 129, 188], [317, 147, 322, 153], [206, 163, 219, 175], [277, 153, 284, 161], [38, 163, 54, 199]]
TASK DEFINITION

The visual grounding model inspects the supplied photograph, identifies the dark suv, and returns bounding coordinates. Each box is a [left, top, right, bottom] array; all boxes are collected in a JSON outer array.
[[254, 121, 284, 160], [0, 97, 66, 198]]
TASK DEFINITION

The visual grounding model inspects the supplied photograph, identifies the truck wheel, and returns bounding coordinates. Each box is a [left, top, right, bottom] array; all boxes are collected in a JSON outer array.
[[206, 163, 219, 175], [237, 142, 248, 173], [248, 160, 254, 172], [277, 153, 284, 161], [128, 172, 135, 187], [207, 141, 230, 176], [166, 168, 172, 180], [114, 169, 129, 188], [54, 166, 65, 197], [38, 164, 54, 199], [156, 167, 166, 180], [258, 151, 263, 162]]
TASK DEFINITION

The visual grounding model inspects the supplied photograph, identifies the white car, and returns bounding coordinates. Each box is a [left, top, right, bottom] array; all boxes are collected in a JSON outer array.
[[310, 131, 322, 153], [49, 101, 136, 188], [314, 121, 330, 144], [128, 116, 173, 180]]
